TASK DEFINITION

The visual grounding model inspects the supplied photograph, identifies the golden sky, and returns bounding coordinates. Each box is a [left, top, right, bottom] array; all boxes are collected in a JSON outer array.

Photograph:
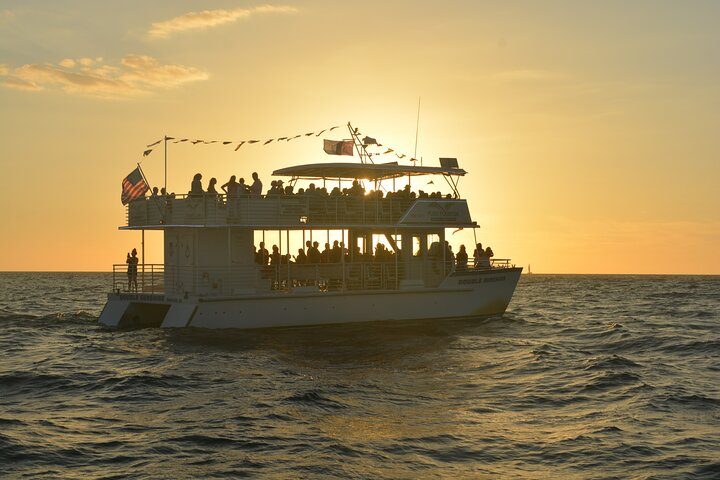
[[0, 1, 718, 273]]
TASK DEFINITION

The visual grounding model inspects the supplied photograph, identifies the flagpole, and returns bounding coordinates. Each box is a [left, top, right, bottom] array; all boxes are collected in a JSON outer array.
[[164, 135, 167, 193], [414, 96, 421, 160]]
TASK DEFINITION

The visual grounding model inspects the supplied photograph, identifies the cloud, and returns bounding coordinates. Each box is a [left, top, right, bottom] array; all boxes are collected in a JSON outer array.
[[0, 55, 209, 97], [2, 77, 42, 91], [149, 5, 298, 38]]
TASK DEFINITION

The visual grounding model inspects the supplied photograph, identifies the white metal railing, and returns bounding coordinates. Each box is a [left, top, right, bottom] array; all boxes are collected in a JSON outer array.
[[112, 263, 165, 294], [110, 257, 514, 298], [162, 262, 414, 297], [126, 193, 445, 227], [490, 258, 512, 268]]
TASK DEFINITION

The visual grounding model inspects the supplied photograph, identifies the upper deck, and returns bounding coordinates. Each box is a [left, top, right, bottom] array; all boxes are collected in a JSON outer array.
[[124, 160, 474, 230], [124, 194, 476, 229]]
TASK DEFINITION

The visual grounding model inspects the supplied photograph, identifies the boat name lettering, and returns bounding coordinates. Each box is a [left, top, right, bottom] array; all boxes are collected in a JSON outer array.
[[458, 276, 506, 285]]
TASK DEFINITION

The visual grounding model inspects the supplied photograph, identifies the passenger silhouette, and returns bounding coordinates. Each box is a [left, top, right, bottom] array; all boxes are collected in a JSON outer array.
[[190, 173, 203, 196], [456, 244, 468, 271], [250, 172, 263, 196], [127, 248, 139, 292]]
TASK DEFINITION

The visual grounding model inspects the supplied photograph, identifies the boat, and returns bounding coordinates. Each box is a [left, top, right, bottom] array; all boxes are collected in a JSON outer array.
[[99, 125, 522, 329]]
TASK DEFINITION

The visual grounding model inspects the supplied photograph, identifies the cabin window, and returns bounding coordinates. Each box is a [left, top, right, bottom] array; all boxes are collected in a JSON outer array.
[[413, 236, 422, 257]]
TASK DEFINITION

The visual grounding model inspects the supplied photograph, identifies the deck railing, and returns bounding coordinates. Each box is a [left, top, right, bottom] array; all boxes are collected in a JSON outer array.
[[112, 263, 165, 294], [126, 194, 464, 227], [111, 258, 513, 298]]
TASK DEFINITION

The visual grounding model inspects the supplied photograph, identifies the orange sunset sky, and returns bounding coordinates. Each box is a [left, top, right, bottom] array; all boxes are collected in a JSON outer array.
[[0, 1, 718, 273]]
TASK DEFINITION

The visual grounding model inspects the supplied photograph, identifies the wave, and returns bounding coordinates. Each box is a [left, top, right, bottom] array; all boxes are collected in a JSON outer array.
[[584, 355, 641, 370], [576, 371, 642, 394], [0, 312, 98, 326], [284, 390, 348, 410]]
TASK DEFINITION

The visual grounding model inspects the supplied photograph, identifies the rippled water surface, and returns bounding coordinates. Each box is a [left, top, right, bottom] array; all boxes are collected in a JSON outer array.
[[1, 273, 719, 479]]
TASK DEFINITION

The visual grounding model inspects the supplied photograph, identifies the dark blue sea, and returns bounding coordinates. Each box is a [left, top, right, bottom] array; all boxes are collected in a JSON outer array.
[[1, 273, 718, 479]]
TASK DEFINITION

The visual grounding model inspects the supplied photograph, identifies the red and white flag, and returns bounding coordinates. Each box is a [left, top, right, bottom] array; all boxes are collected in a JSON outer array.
[[121, 167, 149, 205], [323, 139, 354, 156]]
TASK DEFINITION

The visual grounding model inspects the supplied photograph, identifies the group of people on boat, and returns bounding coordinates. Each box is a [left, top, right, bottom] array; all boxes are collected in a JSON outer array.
[[185, 173, 453, 201], [190, 172, 264, 197], [251, 240, 495, 270]]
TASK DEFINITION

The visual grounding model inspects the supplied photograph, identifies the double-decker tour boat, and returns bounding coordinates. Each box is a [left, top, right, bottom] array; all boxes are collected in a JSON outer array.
[[99, 125, 522, 329]]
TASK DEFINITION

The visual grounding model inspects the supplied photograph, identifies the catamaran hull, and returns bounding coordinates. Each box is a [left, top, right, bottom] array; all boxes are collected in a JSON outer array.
[[99, 268, 522, 329]]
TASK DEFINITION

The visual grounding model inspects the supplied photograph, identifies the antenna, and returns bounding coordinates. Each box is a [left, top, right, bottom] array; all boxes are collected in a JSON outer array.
[[413, 96, 421, 160]]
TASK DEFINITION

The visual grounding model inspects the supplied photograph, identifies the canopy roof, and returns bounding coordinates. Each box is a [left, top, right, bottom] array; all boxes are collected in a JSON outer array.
[[272, 162, 467, 181]]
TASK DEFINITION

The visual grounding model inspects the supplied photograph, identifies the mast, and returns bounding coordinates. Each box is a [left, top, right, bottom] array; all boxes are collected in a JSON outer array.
[[164, 135, 168, 192], [347, 122, 374, 164], [414, 96, 421, 160]]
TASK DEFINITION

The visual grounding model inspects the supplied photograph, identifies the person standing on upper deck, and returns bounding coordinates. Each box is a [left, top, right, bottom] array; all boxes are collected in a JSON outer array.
[[250, 172, 263, 196], [221, 175, 239, 198]]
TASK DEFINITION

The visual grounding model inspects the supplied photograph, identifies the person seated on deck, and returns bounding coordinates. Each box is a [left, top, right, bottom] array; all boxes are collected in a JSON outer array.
[[456, 244, 468, 271], [250, 172, 263, 196], [190, 173, 203, 196], [284, 184, 294, 195]]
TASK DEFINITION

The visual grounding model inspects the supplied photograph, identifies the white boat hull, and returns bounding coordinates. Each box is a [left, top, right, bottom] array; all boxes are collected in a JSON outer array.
[[99, 268, 522, 329]]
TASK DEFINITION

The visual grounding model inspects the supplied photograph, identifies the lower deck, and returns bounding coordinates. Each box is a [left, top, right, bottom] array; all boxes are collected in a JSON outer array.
[[100, 266, 522, 329]]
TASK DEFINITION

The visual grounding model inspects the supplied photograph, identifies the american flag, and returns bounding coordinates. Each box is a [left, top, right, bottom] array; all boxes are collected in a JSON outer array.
[[121, 167, 149, 205]]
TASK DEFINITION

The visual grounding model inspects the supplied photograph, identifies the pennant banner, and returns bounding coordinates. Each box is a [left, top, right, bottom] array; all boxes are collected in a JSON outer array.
[[140, 124, 417, 163]]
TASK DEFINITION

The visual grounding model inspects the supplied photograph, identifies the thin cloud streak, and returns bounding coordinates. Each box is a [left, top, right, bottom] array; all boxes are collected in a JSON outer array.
[[0, 55, 209, 97], [149, 5, 298, 38]]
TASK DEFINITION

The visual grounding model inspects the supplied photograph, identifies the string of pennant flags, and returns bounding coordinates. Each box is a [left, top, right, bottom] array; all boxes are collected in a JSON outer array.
[[142, 123, 420, 163]]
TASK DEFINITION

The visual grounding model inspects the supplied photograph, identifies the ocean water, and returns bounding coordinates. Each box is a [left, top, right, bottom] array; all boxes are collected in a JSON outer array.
[[0, 273, 718, 479]]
